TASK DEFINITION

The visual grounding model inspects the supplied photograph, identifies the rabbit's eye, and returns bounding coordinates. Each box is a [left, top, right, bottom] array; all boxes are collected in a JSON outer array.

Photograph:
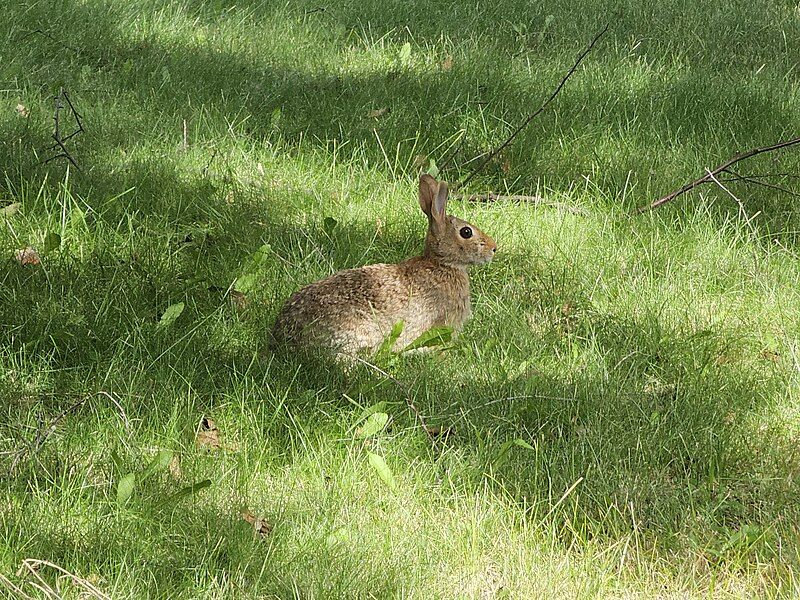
[[459, 227, 473, 239]]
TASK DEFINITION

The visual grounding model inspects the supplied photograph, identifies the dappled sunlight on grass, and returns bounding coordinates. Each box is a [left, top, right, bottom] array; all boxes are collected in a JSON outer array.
[[2, 0, 800, 597]]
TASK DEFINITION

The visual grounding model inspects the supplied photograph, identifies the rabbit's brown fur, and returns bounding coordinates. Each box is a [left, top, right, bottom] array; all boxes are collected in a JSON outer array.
[[272, 175, 496, 355]]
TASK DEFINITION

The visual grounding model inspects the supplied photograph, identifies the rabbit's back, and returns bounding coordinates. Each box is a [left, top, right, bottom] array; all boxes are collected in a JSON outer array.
[[272, 257, 470, 354]]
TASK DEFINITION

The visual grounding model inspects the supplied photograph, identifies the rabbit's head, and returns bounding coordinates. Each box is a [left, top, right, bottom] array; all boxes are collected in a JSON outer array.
[[419, 174, 497, 267]]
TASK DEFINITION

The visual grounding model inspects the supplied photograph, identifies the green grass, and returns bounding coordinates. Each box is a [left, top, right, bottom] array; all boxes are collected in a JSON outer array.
[[1, 0, 800, 597]]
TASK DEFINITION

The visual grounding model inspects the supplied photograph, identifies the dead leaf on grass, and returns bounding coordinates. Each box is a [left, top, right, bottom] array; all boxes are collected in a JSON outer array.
[[15, 247, 40, 266], [196, 416, 239, 451], [230, 290, 248, 310], [242, 509, 273, 537], [367, 107, 390, 118], [441, 55, 454, 71], [1, 203, 20, 217], [196, 417, 222, 450], [760, 349, 780, 363], [15, 103, 30, 118], [168, 453, 183, 480]]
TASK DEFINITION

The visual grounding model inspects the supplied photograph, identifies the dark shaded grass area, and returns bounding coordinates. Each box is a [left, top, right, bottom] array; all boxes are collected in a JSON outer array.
[[3, 0, 800, 218]]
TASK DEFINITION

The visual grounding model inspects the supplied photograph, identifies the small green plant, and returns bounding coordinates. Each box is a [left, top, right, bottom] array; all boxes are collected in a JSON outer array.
[[114, 449, 212, 509], [233, 243, 272, 294], [157, 302, 185, 329], [115, 449, 174, 505], [366, 451, 396, 490]]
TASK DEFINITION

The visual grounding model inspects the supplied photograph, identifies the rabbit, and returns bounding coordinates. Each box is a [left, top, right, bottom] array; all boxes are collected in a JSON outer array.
[[271, 174, 497, 356]]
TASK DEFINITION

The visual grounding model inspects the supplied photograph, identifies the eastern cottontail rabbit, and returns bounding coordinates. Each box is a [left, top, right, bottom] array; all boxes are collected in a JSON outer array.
[[271, 174, 496, 355]]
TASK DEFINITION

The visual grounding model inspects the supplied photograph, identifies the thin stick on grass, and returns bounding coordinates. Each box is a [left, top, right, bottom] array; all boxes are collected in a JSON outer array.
[[20, 559, 111, 600], [8, 396, 89, 473], [460, 22, 611, 188], [706, 169, 761, 227], [0, 573, 34, 600], [706, 169, 762, 271], [350, 355, 435, 438], [44, 88, 84, 170], [706, 168, 766, 277], [721, 172, 800, 181], [59, 88, 85, 144], [202, 148, 219, 177], [21, 28, 83, 57], [437, 130, 467, 173], [638, 136, 800, 213], [722, 170, 800, 198]]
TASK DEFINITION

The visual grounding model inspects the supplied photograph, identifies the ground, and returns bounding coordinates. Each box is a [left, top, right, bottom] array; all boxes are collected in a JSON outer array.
[[1, 0, 800, 598]]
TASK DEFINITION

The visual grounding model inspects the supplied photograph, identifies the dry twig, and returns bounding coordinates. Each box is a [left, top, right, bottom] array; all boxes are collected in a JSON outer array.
[[460, 22, 610, 188], [722, 170, 800, 198], [638, 136, 800, 213], [7, 390, 130, 472], [0, 572, 32, 600], [16, 559, 111, 600], [44, 87, 84, 170], [21, 28, 83, 56], [705, 169, 763, 270], [706, 169, 761, 232], [8, 396, 89, 472]]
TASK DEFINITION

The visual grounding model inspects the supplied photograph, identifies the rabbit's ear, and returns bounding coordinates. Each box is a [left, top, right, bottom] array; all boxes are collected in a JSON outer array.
[[419, 174, 438, 219], [433, 180, 449, 220]]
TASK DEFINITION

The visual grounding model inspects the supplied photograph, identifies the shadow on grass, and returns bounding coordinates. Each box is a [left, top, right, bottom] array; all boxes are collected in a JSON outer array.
[[2, 260, 798, 589], [3, 0, 800, 235]]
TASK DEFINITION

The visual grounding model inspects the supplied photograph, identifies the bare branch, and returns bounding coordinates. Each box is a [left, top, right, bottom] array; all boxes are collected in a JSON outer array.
[[722, 172, 800, 181], [61, 89, 84, 129], [21, 28, 83, 56], [202, 148, 219, 177], [437, 130, 467, 173], [638, 136, 800, 213], [707, 169, 764, 271], [460, 22, 611, 188], [706, 169, 760, 229], [43, 88, 84, 170], [8, 396, 89, 473], [722, 169, 800, 198], [0, 572, 34, 600], [21, 559, 111, 600]]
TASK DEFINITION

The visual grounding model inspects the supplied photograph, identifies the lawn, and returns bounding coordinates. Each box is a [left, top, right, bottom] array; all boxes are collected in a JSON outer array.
[[1, 0, 800, 597]]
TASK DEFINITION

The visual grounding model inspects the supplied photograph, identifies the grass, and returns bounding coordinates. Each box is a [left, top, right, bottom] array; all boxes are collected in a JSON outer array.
[[1, 0, 800, 597]]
